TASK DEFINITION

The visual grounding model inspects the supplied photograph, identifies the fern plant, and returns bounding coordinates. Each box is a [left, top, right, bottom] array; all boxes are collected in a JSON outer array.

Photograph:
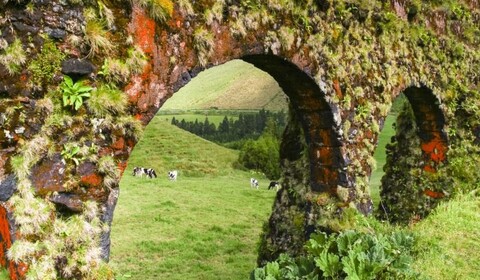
[[61, 76, 93, 111]]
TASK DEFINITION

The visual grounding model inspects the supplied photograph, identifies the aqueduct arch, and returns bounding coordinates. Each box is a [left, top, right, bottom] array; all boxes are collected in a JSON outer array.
[[0, 0, 478, 278], [242, 54, 347, 193], [377, 86, 449, 223]]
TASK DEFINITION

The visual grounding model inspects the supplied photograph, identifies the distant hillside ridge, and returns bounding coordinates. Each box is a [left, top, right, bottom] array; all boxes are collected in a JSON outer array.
[[161, 60, 288, 111]]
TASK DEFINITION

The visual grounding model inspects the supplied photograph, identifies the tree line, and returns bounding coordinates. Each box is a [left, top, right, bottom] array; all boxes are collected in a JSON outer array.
[[170, 109, 286, 143], [171, 110, 287, 180]]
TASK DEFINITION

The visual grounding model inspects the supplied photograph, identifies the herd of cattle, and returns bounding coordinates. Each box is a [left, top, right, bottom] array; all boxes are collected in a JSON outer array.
[[132, 166, 280, 190], [132, 167, 177, 180]]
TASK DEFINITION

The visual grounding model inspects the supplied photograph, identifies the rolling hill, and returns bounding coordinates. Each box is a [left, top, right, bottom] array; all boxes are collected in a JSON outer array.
[[160, 60, 288, 111], [122, 116, 242, 177]]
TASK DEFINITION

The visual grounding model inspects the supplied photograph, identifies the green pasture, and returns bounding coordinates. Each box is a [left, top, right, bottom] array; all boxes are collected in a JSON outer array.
[[107, 63, 478, 280], [110, 175, 276, 280], [110, 119, 480, 280], [110, 118, 276, 280]]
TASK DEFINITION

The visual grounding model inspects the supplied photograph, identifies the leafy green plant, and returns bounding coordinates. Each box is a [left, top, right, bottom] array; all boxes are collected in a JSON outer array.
[[252, 229, 419, 280], [0, 268, 8, 279], [61, 76, 93, 110], [61, 144, 82, 166]]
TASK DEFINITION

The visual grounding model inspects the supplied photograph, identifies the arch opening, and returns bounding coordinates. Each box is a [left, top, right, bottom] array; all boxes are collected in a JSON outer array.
[[111, 56, 340, 279], [372, 86, 449, 224]]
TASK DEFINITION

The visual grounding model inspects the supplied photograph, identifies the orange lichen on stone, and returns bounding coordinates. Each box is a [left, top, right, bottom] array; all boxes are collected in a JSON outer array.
[[423, 188, 445, 199], [420, 133, 447, 163], [118, 161, 127, 177], [423, 164, 436, 173], [130, 6, 156, 56], [312, 167, 339, 192], [0, 206, 9, 268], [80, 173, 103, 188], [99, 147, 113, 157], [314, 147, 335, 166], [333, 79, 343, 99], [0, 206, 27, 280], [111, 137, 125, 150]]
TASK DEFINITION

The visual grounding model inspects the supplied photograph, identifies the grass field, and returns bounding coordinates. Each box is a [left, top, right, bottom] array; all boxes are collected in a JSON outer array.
[[110, 118, 276, 280], [161, 60, 287, 111], [412, 193, 480, 279], [110, 118, 480, 280]]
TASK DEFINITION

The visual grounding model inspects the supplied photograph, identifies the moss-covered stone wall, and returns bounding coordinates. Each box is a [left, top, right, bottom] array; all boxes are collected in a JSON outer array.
[[0, 0, 478, 278]]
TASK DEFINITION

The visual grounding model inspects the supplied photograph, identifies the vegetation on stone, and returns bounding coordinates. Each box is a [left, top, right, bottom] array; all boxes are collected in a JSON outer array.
[[0, 38, 26, 76], [27, 38, 66, 91], [61, 76, 93, 111], [0, 0, 478, 279]]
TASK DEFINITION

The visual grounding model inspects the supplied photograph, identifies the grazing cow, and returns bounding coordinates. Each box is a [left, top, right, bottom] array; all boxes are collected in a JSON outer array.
[[133, 167, 157, 178], [168, 170, 178, 181], [268, 181, 280, 191], [250, 178, 259, 189]]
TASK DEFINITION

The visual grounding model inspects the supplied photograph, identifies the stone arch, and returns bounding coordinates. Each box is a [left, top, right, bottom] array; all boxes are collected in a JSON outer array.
[[110, 54, 346, 269], [377, 86, 449, 223], [241, 55, 346, 192], [0, 0, 478, 278]]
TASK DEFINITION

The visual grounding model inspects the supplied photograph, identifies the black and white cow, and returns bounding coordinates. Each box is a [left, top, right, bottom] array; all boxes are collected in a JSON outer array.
[[168, 170, 178, 181], [133, 167, 157, 178], [268, 181, 280, 191], [250, 178, 259, 189]]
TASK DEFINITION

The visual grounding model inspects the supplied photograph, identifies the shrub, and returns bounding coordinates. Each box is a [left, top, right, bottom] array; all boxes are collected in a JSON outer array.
[[252, 229, 419, 280], [237, 134, 280, 180]]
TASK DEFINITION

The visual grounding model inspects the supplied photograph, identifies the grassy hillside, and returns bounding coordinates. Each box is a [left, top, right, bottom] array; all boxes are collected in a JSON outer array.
[[160, 60, 288, 111], [412, 193, 480, 279], [124, 116, 240, 177], [110, 117, 277, 280]]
